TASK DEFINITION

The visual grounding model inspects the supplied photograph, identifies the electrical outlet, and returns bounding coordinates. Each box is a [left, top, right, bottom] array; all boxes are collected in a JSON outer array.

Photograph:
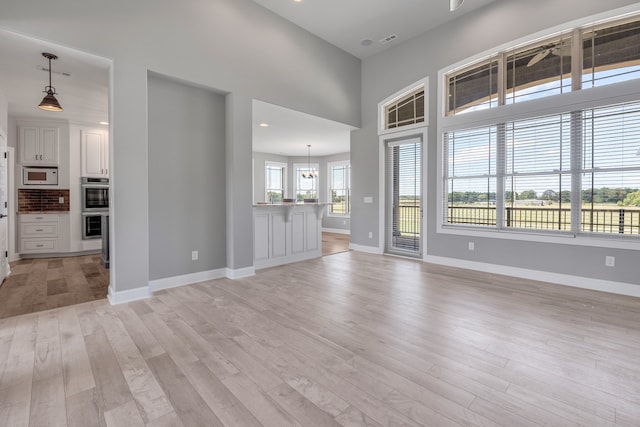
[[468, 242, 475, 251], [605, 256, 615, 267], [368, 231, 373, 239], [343, 220, 347, 225], [191, 250, 198, 261], [59, 196, 64, 204]]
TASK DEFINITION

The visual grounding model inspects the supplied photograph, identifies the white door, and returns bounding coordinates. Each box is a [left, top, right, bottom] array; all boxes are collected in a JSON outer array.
[[0, 131, 9, 282]]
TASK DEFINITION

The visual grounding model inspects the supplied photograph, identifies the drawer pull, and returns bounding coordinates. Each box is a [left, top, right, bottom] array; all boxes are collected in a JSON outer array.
[[35, 217, 43, 219], [35, 229, 43, 232], [36, 245, 44, 247]]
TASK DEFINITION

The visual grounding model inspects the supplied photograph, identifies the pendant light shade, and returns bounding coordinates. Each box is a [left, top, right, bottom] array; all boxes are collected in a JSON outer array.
[[450, 0, 464, 11], [301, 145, 316, 179], [38, 53, 63, 112]]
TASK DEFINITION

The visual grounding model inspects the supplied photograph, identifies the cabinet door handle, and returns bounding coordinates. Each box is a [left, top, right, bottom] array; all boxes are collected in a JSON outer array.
[[35, 154, 37, 160]]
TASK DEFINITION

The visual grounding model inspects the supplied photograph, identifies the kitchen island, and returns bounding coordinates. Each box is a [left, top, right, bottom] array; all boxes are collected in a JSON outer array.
[[253, 202, 330, 269]]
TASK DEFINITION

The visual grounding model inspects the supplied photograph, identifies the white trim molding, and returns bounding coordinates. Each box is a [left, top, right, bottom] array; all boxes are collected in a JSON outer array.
[[149, 268, 227, 293], [108, 285, 150, 305], [349, 243, 383, 255], [425, 255, 640, 298], [322, 227, 350, 235], [225, 266, 256, 279]]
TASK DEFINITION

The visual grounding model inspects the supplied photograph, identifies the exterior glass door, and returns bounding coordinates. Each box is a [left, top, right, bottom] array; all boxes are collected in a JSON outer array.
[[386, 136, 422, 256]]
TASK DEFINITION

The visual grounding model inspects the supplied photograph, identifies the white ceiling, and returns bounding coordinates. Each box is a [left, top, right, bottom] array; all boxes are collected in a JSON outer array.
[[0, 28, 110, 126], [253, 100, 354, 157], [251, 0, 499, 59]]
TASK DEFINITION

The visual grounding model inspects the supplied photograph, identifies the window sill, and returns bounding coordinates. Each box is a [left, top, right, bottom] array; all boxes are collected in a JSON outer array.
[[437, 225, 640, 251]]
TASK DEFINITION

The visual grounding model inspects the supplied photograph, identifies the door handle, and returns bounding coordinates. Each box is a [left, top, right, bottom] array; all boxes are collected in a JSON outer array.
[[0, 214, 7, 218]]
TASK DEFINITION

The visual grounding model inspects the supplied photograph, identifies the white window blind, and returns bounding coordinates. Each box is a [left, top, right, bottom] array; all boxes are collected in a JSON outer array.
[[387, 140, 421, 255], [328, 162, 350, 215], [265, 162, 286, 202], [444, 100, 640, 236]]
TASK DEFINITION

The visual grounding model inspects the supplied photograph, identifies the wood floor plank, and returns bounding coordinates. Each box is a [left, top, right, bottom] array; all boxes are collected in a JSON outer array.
[[268, 382, 342, 427], [147, 353, 224, 427], [58, 307, 96, 397], [103, 400, 145, 427], [221, 372, 301, 427], [65, 388, 101, 427], [29, 310, 67, 427], [100, 312, 173, 423]]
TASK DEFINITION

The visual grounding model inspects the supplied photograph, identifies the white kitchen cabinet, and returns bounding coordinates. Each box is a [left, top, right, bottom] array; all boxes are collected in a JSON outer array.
[[81, 130, 108, 178], [19, 126, 59, 165], [18, 213, 60, 254]]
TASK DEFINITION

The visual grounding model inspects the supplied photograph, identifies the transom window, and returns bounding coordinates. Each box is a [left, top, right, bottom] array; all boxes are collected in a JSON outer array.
[[446, 15, 640, 116], [442, 14, 640, 238], [385, 88, 425, 129], [328, 161, 351, 216]]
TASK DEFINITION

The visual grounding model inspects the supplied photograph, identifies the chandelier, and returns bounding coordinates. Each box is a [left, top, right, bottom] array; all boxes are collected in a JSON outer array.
[[301, 145, 316, 179]]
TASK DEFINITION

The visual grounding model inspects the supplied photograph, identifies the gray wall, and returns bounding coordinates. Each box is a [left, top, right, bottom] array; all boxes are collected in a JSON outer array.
[[0, 0, 361, 292], [0, 93, 6, 132], [352, 0, 640, 285], [148, 74, 226, 281]]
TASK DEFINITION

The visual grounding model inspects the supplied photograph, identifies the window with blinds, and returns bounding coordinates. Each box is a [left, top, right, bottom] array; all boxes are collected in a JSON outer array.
[[385, 88, 425, 129], [295, 164, 318, 201], [387, 139, 421, 255], [444, 100, 640, 236], [328, 161, 350, 215], [265, 162, 286, 202]]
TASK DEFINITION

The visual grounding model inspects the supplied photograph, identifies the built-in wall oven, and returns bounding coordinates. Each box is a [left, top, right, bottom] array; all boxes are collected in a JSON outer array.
[[81, 177, 109, 240], [81, 177, 109, 211]]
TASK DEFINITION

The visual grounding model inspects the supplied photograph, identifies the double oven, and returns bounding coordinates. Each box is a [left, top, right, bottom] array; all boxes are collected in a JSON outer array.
[[81, 177, 109, 239]]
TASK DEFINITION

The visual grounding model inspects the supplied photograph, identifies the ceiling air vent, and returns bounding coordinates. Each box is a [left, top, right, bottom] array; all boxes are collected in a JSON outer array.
[[379, 34, 398, 45]]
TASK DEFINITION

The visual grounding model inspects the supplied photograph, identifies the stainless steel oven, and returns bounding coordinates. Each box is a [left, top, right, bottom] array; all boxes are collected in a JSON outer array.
[[81, 177, 109, 212], [82, 213, 103, 240]]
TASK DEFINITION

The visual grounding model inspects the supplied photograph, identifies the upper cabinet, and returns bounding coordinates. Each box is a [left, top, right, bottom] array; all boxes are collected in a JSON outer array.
[[81, 130, 108, 178], [19, 126, 59, 165]]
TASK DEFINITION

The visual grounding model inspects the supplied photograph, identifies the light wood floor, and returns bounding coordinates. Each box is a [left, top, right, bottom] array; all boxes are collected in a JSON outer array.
[[322, 232, 350, 256], [0, 255, 109, 319], [1, 251, 640, 426]]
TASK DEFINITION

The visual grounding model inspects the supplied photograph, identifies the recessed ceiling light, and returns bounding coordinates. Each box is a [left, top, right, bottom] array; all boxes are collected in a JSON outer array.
[[293, 0, 302, 2], [259, 123, 269, 127], [99, 121, 109, 125]]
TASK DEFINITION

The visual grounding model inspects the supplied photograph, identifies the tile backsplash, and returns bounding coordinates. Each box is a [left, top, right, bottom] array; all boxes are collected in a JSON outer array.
[[18, 189, 70, 213]]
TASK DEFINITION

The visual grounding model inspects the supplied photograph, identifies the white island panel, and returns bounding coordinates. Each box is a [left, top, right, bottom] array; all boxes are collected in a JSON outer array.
[[253, 203, 329, 270]]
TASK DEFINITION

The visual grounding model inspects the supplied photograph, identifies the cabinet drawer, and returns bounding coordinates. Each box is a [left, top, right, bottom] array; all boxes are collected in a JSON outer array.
[[20, 223, 58, 237], [21, 239, 57, 252], [20, 214, 59, 223]]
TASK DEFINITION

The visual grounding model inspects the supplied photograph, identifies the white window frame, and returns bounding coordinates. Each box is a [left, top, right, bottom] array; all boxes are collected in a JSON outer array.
[[327, 160, 351, 217], [436, 5, 640, 251], [378, 78, 429, 136], [294, 162, 319, 201], [265, 161, 287, 202]]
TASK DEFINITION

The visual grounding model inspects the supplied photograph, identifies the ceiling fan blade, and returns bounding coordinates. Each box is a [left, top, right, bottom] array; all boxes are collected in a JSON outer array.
[[527, 49, 551, 67]]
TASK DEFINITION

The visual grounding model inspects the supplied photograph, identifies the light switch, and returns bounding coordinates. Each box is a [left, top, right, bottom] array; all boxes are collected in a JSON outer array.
[[59, 197, 64, 204], [363, 196, 373, 204]]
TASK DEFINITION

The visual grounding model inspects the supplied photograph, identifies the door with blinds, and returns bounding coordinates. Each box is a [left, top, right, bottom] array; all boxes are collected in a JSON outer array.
[[385, 136, 422, 256]]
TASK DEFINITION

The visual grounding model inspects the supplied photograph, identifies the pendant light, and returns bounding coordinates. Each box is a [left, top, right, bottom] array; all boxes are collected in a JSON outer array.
[[301, 145, 316, 179], [450, 0, 464, 11], [38, 52, 63, 112]]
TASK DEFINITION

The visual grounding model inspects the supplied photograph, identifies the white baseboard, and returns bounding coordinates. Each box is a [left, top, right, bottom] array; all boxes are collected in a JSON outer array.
[[322, 228, 351, 235], [226, 266, 256, 279], [255, 251, 322, 270], [425, 255, 640, 298], [108, 285, 150, 305], [349, 243, 383, 255], [149, 268, 227, 293]]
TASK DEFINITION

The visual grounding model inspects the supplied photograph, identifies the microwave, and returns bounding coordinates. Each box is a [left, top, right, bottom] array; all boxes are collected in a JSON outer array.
[[23, 167, 58, 185]]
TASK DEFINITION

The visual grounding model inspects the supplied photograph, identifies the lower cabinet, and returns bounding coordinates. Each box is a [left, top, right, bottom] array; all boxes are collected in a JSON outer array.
[[19, 213, 63, 254]]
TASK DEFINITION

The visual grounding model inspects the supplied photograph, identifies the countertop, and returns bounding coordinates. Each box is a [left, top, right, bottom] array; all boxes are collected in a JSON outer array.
[[253, 202, 331, 207]]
